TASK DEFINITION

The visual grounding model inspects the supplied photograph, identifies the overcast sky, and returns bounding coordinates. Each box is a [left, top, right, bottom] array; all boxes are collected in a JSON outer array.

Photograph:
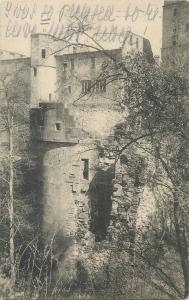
[[0, 0, 164, 56]]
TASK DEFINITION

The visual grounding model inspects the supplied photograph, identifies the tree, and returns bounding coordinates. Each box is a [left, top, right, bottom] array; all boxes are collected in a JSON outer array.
[[45, 20, 189, 297], [0, 16, 187, 297], [0, 62, 32, 291], [109, 53, 189, 298]]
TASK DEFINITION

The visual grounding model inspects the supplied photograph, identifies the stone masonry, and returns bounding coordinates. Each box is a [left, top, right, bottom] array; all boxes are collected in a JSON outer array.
[[1, 31, 154, 283]]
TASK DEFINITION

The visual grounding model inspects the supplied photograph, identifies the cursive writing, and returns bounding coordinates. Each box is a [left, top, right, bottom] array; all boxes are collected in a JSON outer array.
[[125, 3, 159, 22], [3, 1, 160, 40], [59, 4, 115, 23], [5, 1, 37, 20]]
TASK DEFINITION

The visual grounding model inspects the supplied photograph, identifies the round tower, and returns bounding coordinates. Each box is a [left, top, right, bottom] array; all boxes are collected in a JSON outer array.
[[30, 34, 63, 107]]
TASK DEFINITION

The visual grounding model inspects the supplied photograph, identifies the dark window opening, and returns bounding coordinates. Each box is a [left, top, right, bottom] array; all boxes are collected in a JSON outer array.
[[173, 27, 177, 33], [112, 54, 117, 63], [41, 49, 46, 58], [71, 58, 74, 70], [136, 38, 139, 49], [88, 166, 114, 242], [49, 93, 52, 101], [173, 8, 177, 16], [68, 86, 71, 93], [186, 23, 189, 31], [55, 123, 61, 131], [173, 40, 177, 46], [91, 57, 95, 69], [130, 34, 133, 45], [95, 79, 106, 93], [81, 159, 89, 180], [63, 63, 68, 72], [33, 67, 37, 77], [38, 110, 44, 126], [81, 80, 92, 94]]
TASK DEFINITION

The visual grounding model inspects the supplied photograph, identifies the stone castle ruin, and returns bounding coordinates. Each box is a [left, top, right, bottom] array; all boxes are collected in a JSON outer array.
[[29, 31, 154, 275], [1, 0, 187, 288]]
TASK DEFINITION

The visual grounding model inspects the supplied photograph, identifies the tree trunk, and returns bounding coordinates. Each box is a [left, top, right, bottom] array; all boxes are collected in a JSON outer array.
[[157, 153, 189, 298], [9, 118, 16, 289], [173, 192, 189, 299]]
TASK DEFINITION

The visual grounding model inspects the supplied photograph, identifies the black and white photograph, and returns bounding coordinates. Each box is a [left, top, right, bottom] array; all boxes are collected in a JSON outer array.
[[0, 0, 189, 299]]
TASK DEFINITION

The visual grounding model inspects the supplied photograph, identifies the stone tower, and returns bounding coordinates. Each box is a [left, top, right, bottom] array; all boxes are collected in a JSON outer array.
[[30, 34, 90, 108], [30, 32, 154, 282], [162, 0, 189, 66], [31, 34, 57, 107]]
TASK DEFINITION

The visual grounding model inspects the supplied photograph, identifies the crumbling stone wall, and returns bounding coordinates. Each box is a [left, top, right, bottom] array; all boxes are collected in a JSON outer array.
[[71, 140, 146, 295], [30, 35, 149, 291]]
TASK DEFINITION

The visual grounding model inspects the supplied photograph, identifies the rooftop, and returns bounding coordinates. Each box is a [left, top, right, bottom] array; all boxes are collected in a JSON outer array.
[[164, 0, 189, 6], [55, 48, 121, 59], [0, 49, 28, 60], [55, 31, 149, 58]]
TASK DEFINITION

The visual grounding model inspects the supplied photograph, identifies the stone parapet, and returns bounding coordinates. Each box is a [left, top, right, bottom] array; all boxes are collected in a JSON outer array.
[[30, 102, 82, 144]]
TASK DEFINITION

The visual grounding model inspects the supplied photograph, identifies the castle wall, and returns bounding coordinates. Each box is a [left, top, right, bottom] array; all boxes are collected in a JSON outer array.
[[30, 96, 118, 281], [122, 32, 144, 54], [0, 30, 155, 286], [30, 34, 93, 107], [31, 66, 57, 105], [162, 0, 189, 66], [40, 143, 98, 238], [0, 50, 27, 60], [29, 32, 154, 283], [122, 31, 154, 63], [32, 135, 99, 280], [56, 49, 124, 138], [30, 34, 57, 107], [0, 57, 30, 78], [31, 102, 100, 237]]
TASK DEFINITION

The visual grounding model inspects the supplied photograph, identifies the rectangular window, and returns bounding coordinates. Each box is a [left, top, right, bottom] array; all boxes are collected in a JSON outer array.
[[41, 49, 46, 58], [81, 80, 92, 94], [91, 57, 95, 69], [49, 93, 52, 101], [68, 86, 71, 93], [55, 123, 61, 131], [33, 67, 37, 77], [111, 54, 117, 65], [186, 23, 189, 31], [81, 159, 89, 180], [173, 40, 177, 46], [130, 34, 133, 45], [38, 110, 44, 126], [173, 8, 177, 16], [71, 58, 74, 70], [136, 38, 139, 49], [63, 63, 68, 72], [95, 79, 106, 93]]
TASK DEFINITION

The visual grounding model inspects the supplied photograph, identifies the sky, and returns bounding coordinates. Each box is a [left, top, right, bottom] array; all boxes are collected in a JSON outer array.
[[0, 0, 164, 57]]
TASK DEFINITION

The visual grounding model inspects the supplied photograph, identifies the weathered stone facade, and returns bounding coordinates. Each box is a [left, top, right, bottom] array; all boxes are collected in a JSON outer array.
[[162, 0, 189, 67], [1, 31, 154, 284]]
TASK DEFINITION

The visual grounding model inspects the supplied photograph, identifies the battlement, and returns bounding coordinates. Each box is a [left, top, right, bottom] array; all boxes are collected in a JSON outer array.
[[30, 102, 81, 144]]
